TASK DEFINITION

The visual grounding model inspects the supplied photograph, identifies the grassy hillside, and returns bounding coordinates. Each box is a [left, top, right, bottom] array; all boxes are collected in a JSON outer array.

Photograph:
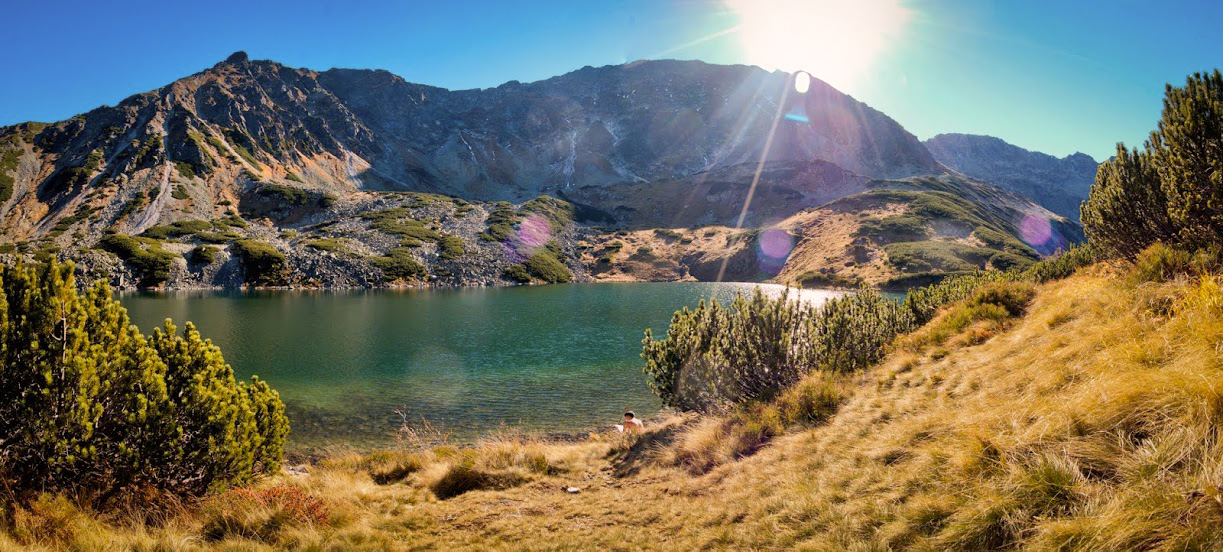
[[578, 174, 1081, 288], [6, 258, 1220, 550]]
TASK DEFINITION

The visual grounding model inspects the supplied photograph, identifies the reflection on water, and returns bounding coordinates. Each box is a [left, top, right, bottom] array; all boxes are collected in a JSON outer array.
[[120, 282, 846, 449]]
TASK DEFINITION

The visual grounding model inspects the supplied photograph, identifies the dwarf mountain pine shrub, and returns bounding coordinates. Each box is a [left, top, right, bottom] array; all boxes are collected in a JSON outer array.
[[643, 245, 1098, 412], [1082, 70, 1223, 256], [0, 261, 287, 502]]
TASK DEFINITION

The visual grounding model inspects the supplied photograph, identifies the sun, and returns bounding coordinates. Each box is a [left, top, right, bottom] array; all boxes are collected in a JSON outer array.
[[725, 0, 912, 91]]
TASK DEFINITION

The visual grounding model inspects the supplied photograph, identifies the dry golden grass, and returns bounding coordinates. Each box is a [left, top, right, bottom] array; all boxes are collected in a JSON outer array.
[[6, 265, 1223, 549]]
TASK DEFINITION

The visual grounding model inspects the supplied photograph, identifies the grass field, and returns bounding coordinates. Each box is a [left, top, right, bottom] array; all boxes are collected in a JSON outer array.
[[5, 262, 1222, 550]]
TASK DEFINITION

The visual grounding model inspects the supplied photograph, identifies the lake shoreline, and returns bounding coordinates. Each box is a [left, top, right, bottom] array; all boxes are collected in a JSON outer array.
[[119, 282, 848, 450]]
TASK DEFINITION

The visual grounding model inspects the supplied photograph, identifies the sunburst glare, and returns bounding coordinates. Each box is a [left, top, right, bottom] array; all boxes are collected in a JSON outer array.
[[794, 70, 811, 93], [725, 0, 911, 90]]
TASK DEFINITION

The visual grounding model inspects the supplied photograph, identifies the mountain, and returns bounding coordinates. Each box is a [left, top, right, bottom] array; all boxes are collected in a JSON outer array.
[[0, 53, 1080, 290], [924, 133, 1098, 220], [0, 53, 938, 237]]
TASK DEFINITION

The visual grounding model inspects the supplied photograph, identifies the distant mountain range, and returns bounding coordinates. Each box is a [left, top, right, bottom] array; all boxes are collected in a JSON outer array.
[[0, 52, 1089, 289], [925, 133, 1097, 221]]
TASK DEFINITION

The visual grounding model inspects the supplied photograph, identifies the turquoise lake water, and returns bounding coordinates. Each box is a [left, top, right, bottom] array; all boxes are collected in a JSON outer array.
[[119, 282, 845, 449]]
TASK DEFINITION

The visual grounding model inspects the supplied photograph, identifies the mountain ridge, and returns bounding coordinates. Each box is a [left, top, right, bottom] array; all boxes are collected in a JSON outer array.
[[0, 53, 1081, 290], [924, 132, 1098, 221]]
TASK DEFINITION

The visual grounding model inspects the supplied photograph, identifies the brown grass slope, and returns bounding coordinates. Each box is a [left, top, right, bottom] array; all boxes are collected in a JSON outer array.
[[5, 264, 1223, 550]]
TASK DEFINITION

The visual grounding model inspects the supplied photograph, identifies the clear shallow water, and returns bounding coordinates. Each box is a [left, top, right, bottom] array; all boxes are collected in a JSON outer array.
[[119, 282, 846, 449]]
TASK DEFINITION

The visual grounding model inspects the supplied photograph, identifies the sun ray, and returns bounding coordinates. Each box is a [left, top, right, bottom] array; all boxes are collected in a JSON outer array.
[[715, 74, 794, 282], [649, 24, 743, 59], [724, 0, 911, 91]]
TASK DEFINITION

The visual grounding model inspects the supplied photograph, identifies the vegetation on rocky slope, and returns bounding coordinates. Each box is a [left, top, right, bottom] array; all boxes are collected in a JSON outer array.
[[97, 234, 178, 287]]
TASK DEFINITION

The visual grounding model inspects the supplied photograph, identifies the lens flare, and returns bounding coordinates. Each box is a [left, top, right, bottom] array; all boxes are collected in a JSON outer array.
[[756, 229, 794, 274], [502, 214, 553, 262], [1019, 214, 1052, 248], [726, 0, 912, 91], [516, 215, 552, 249], [794, 71, 811, 93]]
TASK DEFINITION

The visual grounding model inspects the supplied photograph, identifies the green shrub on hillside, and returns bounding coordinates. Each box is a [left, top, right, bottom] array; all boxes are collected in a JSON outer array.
[[857, 215, 929, 243], [362, 208, 442, 242], [0, 261, 287, 502], [643, 287, 909, 412], [306, 239, 345, 253], [0, 148, 20, 202], [528, 251, 573, 283], [884, 241, 996, 273], [480, 202, 518, 242], [503, 251, 573, 284], [132, 134, 163, 168], [46, 147, 105, 194], [371, 248, 426, 281], [224, 130, 261, 169], [362, 208, 466, 260], [503, 264, 532, 283], [653, 228, 683, 241], [195, 231, 242, 244], [438, 234, 465, 260], [795, 271, 863, 289], [116, 192, 146, 221], [173, 161, 196, 180], [141, 219, 213, 240], [49, 204, 98, 235], [520, 195, 574, 232], [1128, 242, 1222, 284], [233, 240, 288, 286], [190, 245, 219, 265], [1081, 146, 1177, 258], [987, 251, 1034, 271], [1082, 70, 1223, 256], [904, 281, 1036, 349], [644, 245, 1100, 412], [215, 215, 249, 229], [98, 234, 178, 287], [255, 183, 312, 206]]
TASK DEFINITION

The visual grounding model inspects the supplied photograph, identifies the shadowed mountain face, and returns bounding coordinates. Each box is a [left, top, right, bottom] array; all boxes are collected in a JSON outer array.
[[924, 133, 1098, 221]]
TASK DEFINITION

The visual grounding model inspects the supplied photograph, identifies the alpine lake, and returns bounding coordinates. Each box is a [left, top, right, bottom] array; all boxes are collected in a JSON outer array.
[[120, 282, 847, 450]]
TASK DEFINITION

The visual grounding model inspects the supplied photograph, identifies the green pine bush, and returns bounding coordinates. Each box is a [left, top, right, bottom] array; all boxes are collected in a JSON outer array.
[[1082, 70, 1223, 256], [0, 261, 288, 503], [233, 240, 288, 286], [643, 245, 1099, 413]]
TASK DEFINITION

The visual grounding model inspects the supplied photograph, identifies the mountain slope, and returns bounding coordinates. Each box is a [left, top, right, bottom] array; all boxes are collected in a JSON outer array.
[[0, 53, 938, 241], [0, 53, 1080, 290], [924, 133, 1098, 221], [578, 173, 1081, 286]]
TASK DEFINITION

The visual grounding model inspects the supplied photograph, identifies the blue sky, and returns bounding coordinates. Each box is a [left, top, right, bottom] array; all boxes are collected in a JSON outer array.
[[1, 0, 1220, 160]]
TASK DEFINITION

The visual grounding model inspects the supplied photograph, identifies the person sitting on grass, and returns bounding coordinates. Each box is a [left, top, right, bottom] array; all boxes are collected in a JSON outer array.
[[616, 411, 644, 433]]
